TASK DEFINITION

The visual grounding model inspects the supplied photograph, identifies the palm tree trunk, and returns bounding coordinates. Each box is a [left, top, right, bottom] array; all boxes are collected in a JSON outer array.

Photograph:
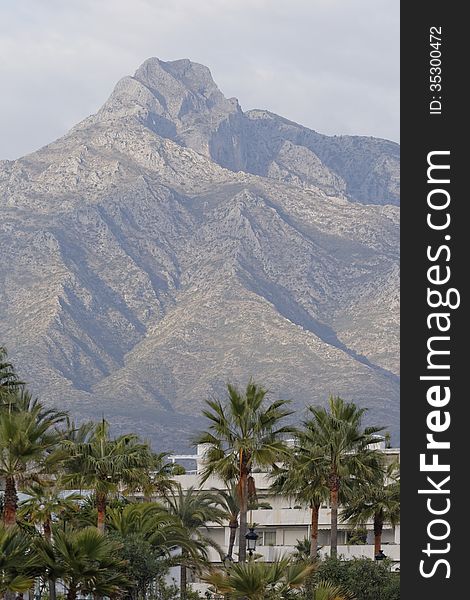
[[374, 515, 384, 556], [67, 582, 77, 600], [228, 521, 238, 558], [310, 503, 320, 558], [44, 518, 52, 540], [44, 518, 57, 600], [238, 469, 248, 563], [49, 578, 57, 600], [180, 563, 187, 599], [2, 475, 18, 527], [329, 474, 340, 558], [96, 492, 107, 533]]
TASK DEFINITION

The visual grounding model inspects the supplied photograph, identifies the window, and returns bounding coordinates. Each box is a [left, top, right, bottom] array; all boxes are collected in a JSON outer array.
[[259, 530, 277, 546]]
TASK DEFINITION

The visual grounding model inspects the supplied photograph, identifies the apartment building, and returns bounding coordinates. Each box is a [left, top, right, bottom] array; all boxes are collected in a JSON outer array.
[[166, 444, 401, 568]]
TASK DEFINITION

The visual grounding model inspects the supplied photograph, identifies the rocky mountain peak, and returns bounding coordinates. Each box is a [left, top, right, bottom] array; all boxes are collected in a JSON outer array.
[[136, 58, 221, 102], [95, 57, 242, 162], [0, 57, 400, 449], [89, 57, 399, 204]]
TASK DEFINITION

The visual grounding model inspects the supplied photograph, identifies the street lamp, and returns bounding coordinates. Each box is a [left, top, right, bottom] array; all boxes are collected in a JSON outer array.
[[375, 549, 387, 562], [245, 527, 259, 558]]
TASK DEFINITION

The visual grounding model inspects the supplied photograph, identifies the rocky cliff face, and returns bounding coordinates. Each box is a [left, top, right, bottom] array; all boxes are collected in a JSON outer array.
[[0, 58, 399, 449]]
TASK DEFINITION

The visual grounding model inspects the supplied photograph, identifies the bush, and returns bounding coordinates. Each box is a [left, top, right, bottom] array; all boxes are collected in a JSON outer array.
[[313, 557, 400, 600], [346, 528, 368, 545]]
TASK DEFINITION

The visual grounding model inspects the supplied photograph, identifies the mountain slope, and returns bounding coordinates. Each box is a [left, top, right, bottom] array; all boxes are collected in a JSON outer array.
[[0, 58, 399, 449]]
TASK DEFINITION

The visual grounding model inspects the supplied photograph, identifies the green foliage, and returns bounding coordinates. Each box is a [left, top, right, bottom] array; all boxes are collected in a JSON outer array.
[[62, 419, 157, 531], [195, 380, 295, 561], [18, 479, 82, 535], [171, 463, 186, 475], [34, 526, 130, 599], [107, 501, 198, 556], [0, 525, 37, 593], [195, 380, 295, 483], [305, 397, 384, 484], [312, 557, 399, 600], [303, 396, 385, 557], [292, 538, 311, 562], [341, 462, 400, 537], [63, 418, 155, 498], [204, 556, 315, 599], [0, 392, 66, 525], [0, 346, 24, 403], [345, 529, 367, 546], [111, 531, 168, 600], [312, 581, 356, 600]]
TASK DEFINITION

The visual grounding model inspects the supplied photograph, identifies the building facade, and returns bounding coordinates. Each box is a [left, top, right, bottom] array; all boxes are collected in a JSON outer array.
[[162, 444, 400, 591]]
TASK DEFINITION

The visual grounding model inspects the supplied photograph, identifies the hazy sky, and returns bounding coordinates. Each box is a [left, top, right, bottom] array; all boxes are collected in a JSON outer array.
[[0, 0, 399, 160]]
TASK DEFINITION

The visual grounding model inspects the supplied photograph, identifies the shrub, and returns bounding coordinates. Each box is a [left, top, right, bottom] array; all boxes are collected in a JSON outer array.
[[312, 557, 400, 600]]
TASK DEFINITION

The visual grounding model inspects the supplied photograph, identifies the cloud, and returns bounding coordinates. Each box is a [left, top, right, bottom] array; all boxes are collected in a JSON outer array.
[[0, 0, 399, 160]]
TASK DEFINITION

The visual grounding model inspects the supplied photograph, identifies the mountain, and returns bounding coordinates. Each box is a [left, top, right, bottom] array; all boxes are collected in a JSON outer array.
[[0, 58, 399, 450]]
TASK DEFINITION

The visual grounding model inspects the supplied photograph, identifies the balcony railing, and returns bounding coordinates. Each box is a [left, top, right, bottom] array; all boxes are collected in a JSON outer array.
[[203, 543, 400, 563]]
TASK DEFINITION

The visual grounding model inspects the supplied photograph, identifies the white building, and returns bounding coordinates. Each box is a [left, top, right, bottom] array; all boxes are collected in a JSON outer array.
[[163, 444, 400, 592]]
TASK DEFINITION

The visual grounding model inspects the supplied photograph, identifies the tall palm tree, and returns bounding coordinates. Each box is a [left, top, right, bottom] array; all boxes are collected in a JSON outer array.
[[166, 484, 225, 599], [341, 462, 400, 555], [195, 380, 294, 562], [203, 556, 315, 600], [0, 393, 65, 527], [212, 483, 271, 560], [34, 526, 129, 600], [63, 419, 154, 532], [271, 429, 330, 559], [0, 525, 36, 597], [305, 397, 384, 558]]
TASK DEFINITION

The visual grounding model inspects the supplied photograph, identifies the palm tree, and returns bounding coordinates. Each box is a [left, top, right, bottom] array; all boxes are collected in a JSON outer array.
[[58, 418, 96, 491], [34, 526, 129, 600], [305, 396, 384, 558], [0, 347, 23, 405], [341, 462, 400, 555], [212, 483, 271, 561], [271, 428, 330, 559], [18, 480, 82, 600], [63, 419, 154, 532], [0, 393, 65, 527], [19, 479, 82, 539], [195, 380, 294, 562], [213, 483, 240, 561], [142, 451, 178, 500], [107, 501, 200, 554], [166, 484, 225, 599], [107, 501, 206, 600], [0, 525, 36, 597], [292, 538, 311, 562], [203, 556, 314, 600]]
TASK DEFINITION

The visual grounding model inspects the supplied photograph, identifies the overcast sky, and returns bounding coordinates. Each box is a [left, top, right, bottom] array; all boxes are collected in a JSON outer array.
[[0, 0, 399, 160]]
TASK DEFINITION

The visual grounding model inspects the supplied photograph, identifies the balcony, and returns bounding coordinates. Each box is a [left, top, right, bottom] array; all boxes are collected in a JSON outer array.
[[203, 543, 400, 563]]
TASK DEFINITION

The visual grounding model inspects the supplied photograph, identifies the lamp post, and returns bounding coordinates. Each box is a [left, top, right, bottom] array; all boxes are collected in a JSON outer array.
[[245, 526, 259, 559], [375, 549, 387, 562]]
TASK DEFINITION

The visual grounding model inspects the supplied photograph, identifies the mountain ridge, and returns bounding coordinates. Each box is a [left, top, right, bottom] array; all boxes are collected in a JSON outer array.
[[0, 58, 399, 450]]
